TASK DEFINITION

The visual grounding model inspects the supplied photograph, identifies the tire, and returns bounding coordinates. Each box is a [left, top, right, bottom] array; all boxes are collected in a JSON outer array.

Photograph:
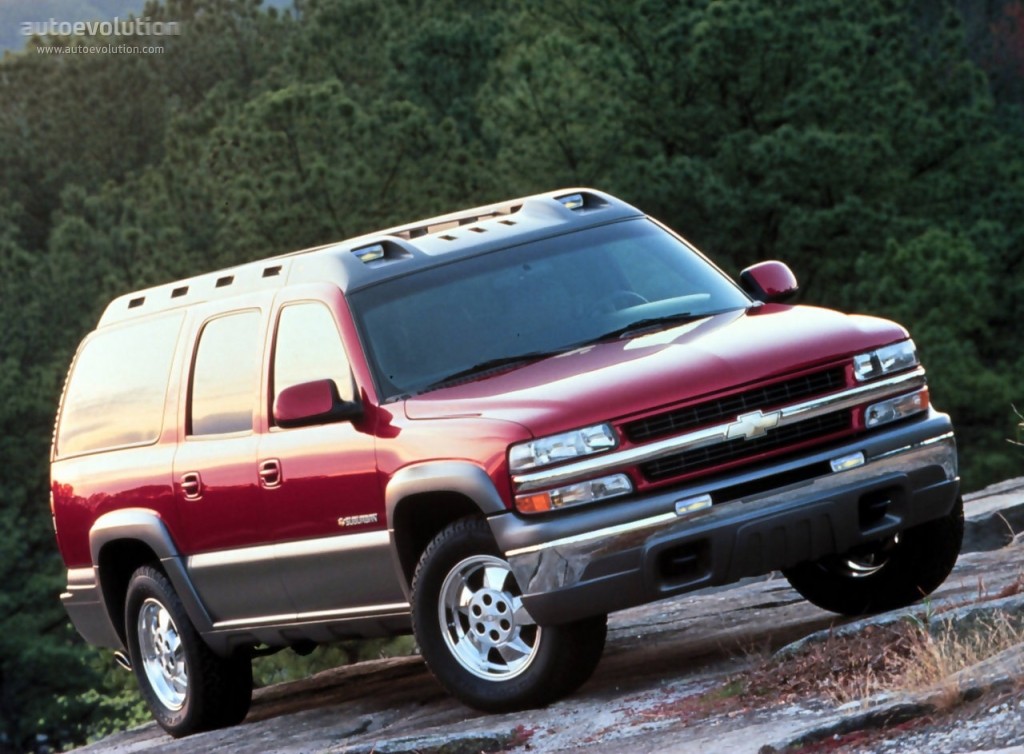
[[783, 496, 964, 616], [411, 517, 607, 712], [125, 565, 253, 737]]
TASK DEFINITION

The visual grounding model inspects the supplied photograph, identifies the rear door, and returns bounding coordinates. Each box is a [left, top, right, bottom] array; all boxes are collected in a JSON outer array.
[[172, 300, 295, 625]]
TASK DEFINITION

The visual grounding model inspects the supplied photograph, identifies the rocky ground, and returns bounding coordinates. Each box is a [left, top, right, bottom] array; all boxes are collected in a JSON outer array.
[[72, 479, 1024, 754]]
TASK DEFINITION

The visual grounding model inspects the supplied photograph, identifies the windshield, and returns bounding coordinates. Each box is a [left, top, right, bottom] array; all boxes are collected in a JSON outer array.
[[350, 218, 750, 399]]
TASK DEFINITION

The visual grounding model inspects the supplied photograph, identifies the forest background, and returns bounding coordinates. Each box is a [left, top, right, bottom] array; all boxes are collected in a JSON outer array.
[[1, 0, 1023, 750]]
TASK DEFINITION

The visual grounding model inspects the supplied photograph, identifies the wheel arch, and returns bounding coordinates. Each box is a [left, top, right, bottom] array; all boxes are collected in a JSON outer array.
[[386, 462, 509, 595], [90, 509, 215, 646]]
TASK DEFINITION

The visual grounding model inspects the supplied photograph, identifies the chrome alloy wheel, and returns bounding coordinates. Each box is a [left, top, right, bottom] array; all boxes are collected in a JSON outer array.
[[438, 555, 541, 681], [137, 597, 188, 710]]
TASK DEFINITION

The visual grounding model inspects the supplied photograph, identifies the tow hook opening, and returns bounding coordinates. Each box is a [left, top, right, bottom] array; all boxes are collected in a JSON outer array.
[[858, 487, 899, 530], [657, 540, 710, 585]]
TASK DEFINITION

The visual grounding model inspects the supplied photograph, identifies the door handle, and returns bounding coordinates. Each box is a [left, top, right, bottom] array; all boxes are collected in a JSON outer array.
[[180, 472, 202, 500], [259, 459, 282, 489]]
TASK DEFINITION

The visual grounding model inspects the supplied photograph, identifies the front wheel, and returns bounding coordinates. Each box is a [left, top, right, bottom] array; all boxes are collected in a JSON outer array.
[[411, 517, 606, 712], [125, 565, 253, 737], [783, 496, 964, 616]]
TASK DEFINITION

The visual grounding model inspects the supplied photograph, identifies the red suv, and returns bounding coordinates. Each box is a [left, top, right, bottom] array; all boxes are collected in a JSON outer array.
[[52, 189, 961, 736]]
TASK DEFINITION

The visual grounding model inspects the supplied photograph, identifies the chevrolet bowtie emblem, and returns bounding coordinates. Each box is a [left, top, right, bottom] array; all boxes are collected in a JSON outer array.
[[726, 409, 781, 441]]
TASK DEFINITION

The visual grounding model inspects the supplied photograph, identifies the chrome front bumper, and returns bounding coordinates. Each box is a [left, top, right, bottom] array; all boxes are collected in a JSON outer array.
[[499, 415, 958, 625]]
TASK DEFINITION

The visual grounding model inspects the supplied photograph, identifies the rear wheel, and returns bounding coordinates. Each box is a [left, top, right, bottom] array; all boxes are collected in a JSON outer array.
[[783, 496, 964, 616], [125, 566, 252, 737], [411, 517, 606, 711]]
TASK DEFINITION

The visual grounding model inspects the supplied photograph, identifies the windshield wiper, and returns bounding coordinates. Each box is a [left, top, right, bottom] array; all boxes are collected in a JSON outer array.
[[421, 348, 569, 392], [587, 312, 702, 342]]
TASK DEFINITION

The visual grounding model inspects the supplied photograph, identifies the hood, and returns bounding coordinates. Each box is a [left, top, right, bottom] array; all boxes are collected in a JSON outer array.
[[403, 305, 908, 437]]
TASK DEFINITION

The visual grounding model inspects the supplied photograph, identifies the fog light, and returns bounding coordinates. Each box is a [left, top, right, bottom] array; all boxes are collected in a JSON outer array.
[[515, 473, 633, 514], [674, 494, 713, 517], [830, 451, 865, 473], [865, 388, 929, 428]]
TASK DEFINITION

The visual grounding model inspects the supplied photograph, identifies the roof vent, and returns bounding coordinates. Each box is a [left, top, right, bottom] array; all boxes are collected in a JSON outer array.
[[171, 286, 189, 299], [555, 191, 609, 212], [128, 296, 145, 309], [215, 275, 234, 288], [352, 240, 414, 265], [354, 244, 386, 263], [262, 265, 282, 278], [557, 193, 585, 210]]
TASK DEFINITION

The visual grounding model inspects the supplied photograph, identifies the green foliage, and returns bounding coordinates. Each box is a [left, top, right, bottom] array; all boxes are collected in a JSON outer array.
[[200, 79, 470, 258], [1, 0, 1023, 749], [51, 653, 149, 746], [251, 637, 416, 688]]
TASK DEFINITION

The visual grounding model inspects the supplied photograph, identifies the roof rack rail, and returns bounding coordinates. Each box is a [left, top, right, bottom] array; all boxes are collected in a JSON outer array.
[[365, 188, 621, 245], [389, 203, 524, 241]]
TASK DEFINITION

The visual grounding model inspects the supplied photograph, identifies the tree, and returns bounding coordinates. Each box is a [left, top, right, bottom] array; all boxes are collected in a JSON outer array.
[[480, 0, 1024, 488], [2, 0, 1024, 746]]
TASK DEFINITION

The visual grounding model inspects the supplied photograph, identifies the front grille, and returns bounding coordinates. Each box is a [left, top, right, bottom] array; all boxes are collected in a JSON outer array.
[[640, 411, 851, 481], [624, 367, 846, 443]]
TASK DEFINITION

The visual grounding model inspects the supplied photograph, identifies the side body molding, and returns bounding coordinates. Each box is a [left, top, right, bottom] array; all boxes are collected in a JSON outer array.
[[89, 509, 216, 643]]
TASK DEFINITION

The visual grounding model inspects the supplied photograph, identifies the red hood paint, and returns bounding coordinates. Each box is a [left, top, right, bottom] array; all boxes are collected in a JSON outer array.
[[404, 305, 907, 437]]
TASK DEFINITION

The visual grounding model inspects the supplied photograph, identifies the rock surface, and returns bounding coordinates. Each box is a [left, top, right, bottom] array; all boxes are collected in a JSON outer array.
[[72, 480, 1024, 754]]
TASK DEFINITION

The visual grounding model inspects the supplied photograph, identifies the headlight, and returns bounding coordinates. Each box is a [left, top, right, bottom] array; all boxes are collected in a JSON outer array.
[[509, 423, 617, 473], [515, 473, 633, 514], [853, 340, 919, 382]]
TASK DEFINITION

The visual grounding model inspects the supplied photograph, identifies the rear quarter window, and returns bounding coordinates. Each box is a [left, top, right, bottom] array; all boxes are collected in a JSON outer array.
[[56, 312, 184, 457]]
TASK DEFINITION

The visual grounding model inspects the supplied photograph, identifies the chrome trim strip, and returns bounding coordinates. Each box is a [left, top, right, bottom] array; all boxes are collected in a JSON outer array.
[[212, 601, 410, 629], [512, 368, 926, 492], [189, 530, 390, 568], [506, 513, 677, 558], [506, 428, 947, 560], [871, 430, 954, 461]]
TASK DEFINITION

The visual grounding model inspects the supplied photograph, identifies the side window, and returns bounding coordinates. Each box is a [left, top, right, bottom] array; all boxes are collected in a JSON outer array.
[[189, 311, 261, 436], [57, 313, 183, 456], [273, 302, 354, 407]]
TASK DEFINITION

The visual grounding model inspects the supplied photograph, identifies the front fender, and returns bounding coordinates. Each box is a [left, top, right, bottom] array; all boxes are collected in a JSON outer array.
[[384, 461, 509, 521]]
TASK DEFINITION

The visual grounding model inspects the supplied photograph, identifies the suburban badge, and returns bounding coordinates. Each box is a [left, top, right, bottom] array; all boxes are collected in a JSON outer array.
[[337, 513, 379, 528]]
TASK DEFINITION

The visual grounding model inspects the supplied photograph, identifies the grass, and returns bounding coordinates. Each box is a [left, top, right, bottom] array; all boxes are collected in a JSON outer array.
[[739, 622, 924, 707], [899, 611, 1024, 702], [709, 587, 1024, 714]]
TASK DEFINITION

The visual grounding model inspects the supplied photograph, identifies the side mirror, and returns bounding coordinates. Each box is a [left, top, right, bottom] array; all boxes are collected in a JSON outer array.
[[739, 261, 799, 303], [274, 379, 361, 428]]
